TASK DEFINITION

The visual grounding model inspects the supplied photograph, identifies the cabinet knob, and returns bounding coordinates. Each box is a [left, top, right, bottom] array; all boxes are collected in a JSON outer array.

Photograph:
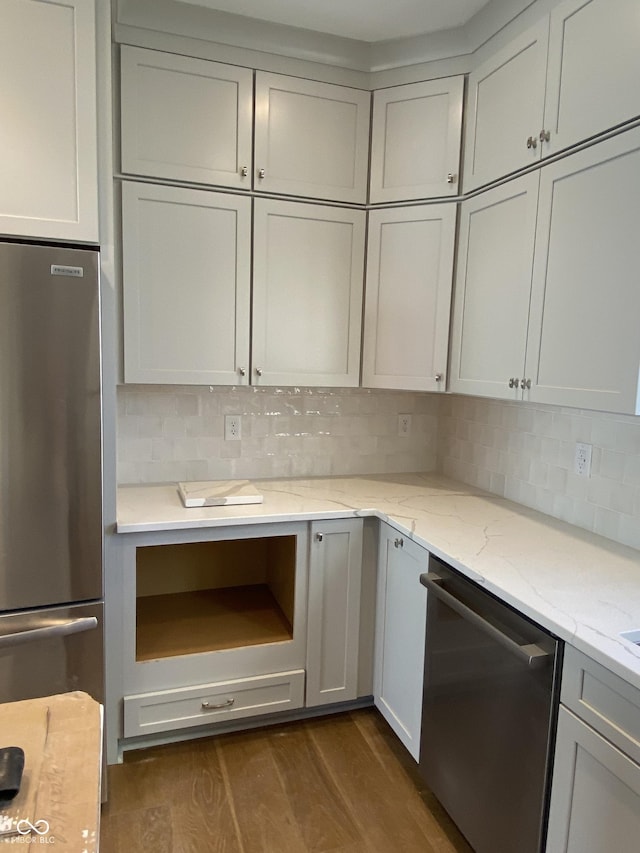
[[435, 373, 443, 382], [258, 168, 266, 179], [539, 129, 551, 144], [446, 172, 457, 184], [526, 136, 538, 150], [394, 537, 404, 549], [316, 533, 324, 542], [238, 366, 246, 377], [201, 698, 234, 711], [520, 378, 531, 390], [508, 377, 520, 389], [255, 367, 263, 377], [240, 166, 248, 177]]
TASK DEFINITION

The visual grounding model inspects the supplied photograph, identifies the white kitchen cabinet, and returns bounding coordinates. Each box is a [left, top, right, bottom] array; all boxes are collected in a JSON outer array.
[[0, 0, 98, 242], [546, 648, 640, 853], [363, 204, 456, 392], [374, 526, 428, 761], [306, 519, 363, 708], [120, 46, 253, 191], [252, 199, 365, 387], [525, 126, 640, 413], [449, 173, 540, 401], [121, 181, 251, 385], [369, 77, 464, 202], [254, 72, 370, 204], [463, 19, 549, 192], [464, 0, 640, 191]]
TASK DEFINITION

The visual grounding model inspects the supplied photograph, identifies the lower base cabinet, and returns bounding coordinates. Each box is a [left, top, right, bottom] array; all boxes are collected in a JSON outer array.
[[373, 524, 428, 761], [546, 647, 640, 852]]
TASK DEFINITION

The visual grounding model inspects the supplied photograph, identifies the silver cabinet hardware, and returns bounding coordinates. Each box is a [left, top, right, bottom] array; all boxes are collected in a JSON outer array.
[[240, 166, 248, 177], [201, 698, 235, 711], [520, 378, 531, 390], [238, 367, 246, 377], [258, 168, 266, 179], [508, 378, 520, 388], [435, 373, 443, 382], [526, 136, 538, 149], [315, 533, 324, 542], [394, 537, 404, 549], [539, 129, 550, 143], [255, 367, 263, 377], [446, 173, 457, 184]]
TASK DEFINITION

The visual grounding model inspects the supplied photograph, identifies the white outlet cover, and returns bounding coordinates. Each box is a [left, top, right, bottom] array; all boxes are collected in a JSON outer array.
[[398, 414, 412, 436], [224, 414, 242, 441], [574, 442, 592, 477]]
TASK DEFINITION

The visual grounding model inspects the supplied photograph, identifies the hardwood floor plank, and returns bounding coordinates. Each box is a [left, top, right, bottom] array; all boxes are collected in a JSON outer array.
[[100, 804, 174, 853], [267, 721, 363, 852], [215, 728, 309, 853]]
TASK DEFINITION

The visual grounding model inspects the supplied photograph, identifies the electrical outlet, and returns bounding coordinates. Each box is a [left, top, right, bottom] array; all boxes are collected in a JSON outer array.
[[398, 414, 412, 437], [224, 415, 242, 441], [574, 442, 592, 477]]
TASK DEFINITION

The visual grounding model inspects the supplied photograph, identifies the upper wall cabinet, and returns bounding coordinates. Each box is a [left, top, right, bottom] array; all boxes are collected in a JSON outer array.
[[362, 204, 456, 392], [120, 46, 253, 190], [464, 0, 640, 191], [0, 0, 98, 242], [254, 73, 370, 204], [369, 78, 464, 203]]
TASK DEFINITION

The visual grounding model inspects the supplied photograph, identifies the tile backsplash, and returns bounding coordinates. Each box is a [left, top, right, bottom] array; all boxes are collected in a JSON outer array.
[[117, 385, 440, 483], [117, 386, 640, 551], [439, 395, 640, 551]]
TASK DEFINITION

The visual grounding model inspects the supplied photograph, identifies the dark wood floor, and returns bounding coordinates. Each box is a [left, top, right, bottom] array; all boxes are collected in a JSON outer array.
[[100, 708, 473, 853]]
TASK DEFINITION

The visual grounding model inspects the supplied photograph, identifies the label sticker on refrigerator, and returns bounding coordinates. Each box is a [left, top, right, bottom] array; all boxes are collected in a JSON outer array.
[[50, 265, 84, 278]]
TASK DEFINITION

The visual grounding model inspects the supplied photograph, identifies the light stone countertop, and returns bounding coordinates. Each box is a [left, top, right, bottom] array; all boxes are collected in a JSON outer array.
[[117, 472, 640, 692]]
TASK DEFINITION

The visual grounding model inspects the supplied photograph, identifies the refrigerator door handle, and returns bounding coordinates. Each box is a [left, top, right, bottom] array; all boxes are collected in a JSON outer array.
[[0, 617, 98, 649]]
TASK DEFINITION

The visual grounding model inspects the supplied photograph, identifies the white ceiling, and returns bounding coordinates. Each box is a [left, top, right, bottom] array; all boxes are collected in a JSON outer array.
[[176, 0, 493, 43]]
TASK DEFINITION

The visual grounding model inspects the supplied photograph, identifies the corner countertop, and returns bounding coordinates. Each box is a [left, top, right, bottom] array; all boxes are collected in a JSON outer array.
[[117, 473, 640, 692]]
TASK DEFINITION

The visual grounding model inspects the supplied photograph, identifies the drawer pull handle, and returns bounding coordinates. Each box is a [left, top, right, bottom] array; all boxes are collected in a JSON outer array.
[[201, 698, 235, 711]]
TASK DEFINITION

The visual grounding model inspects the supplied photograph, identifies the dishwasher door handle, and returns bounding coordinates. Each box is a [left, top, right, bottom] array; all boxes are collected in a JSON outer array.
[[0, 617, 98, 650], [420, 573, 549, 668]]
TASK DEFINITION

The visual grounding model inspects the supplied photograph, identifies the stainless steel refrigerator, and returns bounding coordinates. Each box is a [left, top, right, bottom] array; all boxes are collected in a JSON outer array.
[[0, 240, 103, 703]]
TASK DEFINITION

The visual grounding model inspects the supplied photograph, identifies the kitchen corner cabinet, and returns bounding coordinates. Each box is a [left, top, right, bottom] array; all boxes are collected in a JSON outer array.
[[252, 199, 365, 387], [306, 519, 363, 708], [374, 526, 428, 762], [362, 204, 456, 392], [545, 648, 640, 852], [464, 0, 640, 192], [121, 181, 251, 385], [452, 126, 640, 414], [254, 72, 370, 204], [0, 0, 98, 242], [369, 77, 463, 203], [120, 46, 253, 191]]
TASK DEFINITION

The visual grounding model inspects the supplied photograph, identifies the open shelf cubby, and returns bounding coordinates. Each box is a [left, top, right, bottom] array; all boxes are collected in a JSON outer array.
[[135, 536, 296, 662]]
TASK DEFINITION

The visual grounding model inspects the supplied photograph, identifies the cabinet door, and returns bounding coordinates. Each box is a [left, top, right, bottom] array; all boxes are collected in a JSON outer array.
[[526, 127, 640, 413], [546, 706, 640, 853], [544, 0, 640, 157], [0, 0, 98, 242], [369, 77, 463, 202], [449, 173, 539, 400], [363, 205, 456, 392], [306, 519, 363, 708], [252, 199, 365, 387], [120, 46, 253, 190], [374, 527, 428, 761], [463, 20, 548, 192], [122, 182, 251, 385], [254, 72, 370, 203]]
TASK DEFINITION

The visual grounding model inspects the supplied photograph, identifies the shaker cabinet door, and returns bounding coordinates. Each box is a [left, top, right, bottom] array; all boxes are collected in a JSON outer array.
[[120, 46, 253, 190], [0, 0, 98, 242], [122, 182, 251, 385], [363, 204, 456, 392], [254, 72, 370, 203], [526, 127, 640, 414], [449, 173, 539, 401], [463, 19, 548, 192], [252, 199, 365, 387], [369, 77, 463, 202]]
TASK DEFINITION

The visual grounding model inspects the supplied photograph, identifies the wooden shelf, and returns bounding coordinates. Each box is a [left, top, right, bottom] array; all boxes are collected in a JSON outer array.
[[136, 584, 293, 661]]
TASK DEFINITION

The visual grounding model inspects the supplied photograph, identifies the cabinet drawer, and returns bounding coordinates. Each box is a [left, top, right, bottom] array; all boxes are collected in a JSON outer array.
[[124, 669, 305, 737], [561, 646, 640, 764]]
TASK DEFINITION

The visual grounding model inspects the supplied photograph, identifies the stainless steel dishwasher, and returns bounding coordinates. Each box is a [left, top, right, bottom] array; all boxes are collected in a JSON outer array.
[[419, 555, 562, 853]]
